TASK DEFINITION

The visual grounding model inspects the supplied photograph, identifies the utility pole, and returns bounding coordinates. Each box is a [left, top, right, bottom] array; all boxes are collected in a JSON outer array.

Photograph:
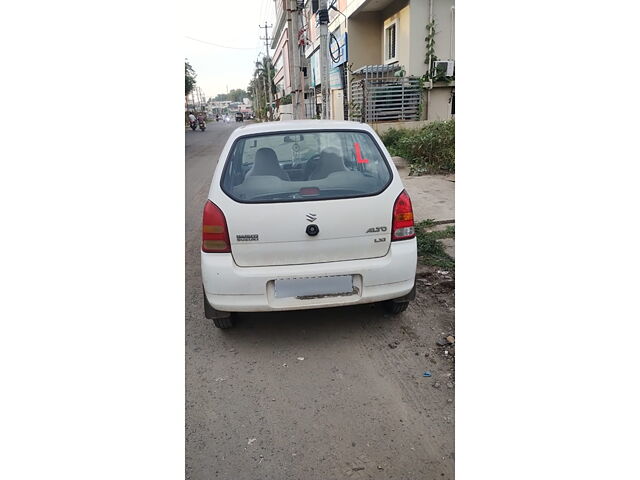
[[261, 72, 268, 121], [318, 0, 331, 119], [287, 0, 304, 119], [252, 75, 257, 118], [259, 22, 274, 121], [254, 59, 262, 120], [256, 67, 263, 120]]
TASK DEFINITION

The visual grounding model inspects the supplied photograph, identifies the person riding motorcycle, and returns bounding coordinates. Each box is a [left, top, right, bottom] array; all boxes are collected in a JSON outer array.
[[196, 112, 206, 128], [188, 112, 197, 130]]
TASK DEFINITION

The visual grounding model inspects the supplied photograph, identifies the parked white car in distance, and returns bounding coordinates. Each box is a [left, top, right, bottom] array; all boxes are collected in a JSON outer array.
[[201, 120, 417, 328]]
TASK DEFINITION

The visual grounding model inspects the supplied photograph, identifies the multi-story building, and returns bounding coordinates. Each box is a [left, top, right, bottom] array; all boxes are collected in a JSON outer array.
[[346, 0, 455, 125], [270, 0, 455, 125], [271, 0, 306, 120]]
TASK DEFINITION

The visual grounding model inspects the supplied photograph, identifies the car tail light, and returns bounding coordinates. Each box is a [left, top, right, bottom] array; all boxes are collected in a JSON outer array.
[[391, 190, 415, 241], [202, 201, 231, 253]]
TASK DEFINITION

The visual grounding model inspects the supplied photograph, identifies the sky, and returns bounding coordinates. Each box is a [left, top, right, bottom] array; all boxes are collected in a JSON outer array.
[[184, 0, 277, 100]]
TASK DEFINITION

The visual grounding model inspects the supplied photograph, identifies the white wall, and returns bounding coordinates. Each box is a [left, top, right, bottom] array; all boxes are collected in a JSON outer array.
[[330, 90, 345, 120], [432, 0, 455, 62], [428, 87, 453, 121], [408, 0, 455, 78], [382, 5, 410, 69]]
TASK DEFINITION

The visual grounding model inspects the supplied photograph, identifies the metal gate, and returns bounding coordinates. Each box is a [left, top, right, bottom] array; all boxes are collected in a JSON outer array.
[[349, 65, 422, 123]]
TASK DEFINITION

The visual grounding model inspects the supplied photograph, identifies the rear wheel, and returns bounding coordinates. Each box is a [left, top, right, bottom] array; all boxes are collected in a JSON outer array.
[[212, 315, 235, 329], [382, 300, 409, 314]]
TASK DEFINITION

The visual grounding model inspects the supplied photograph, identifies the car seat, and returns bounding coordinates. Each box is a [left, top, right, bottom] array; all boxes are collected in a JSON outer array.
[[246, 148, 289, 181], [308, 147, 348, 180]]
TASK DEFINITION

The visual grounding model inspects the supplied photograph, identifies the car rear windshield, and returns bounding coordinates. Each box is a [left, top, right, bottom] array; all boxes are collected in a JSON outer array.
[[221, 130, 392, 203]]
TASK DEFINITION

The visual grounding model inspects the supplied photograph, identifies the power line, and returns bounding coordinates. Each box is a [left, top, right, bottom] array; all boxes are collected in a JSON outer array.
[[184, 36, 255, 50]]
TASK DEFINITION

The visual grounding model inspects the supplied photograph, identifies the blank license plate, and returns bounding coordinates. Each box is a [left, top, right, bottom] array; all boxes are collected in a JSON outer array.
[[275, 275, 354, 299]]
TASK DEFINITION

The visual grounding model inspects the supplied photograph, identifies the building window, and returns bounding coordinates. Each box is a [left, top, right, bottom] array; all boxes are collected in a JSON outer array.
[[384, 21, 398, 63], [274, 53, 284, 75]]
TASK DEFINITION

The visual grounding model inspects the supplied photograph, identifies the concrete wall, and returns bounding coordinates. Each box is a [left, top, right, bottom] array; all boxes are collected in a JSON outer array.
[[370, 119, 431, 136], [432, 0, 455, 62], [277, 104, 293, 120], [347, 12, 382, 70], [427, 87, 453, 121], [408, 0, 428, 77]]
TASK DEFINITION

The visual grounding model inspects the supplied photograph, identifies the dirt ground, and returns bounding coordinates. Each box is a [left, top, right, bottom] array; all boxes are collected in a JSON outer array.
[[186, 263, 455, 480]]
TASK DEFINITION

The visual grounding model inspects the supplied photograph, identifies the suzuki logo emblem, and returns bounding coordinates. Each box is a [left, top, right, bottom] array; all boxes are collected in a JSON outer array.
[[306, 213, 317, 222]]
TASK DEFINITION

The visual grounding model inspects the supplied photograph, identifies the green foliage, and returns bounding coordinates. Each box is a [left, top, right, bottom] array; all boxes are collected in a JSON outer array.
[[424, 20, 436, 70], [379, 128, 406, 154], [213, 89, 248, 102], [416, 218, 436, 229], [415, 223, 455, 269], [347, 100, 362, 121], [251, 57, 277, 120], [280, 94, 292, 105], [185, 60, 196, 97], [422, 21, 454, 83], [380, 120, 455, 174]]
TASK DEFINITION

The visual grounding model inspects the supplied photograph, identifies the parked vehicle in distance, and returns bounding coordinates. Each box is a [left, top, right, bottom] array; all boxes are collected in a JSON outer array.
[[235, 112, 244, 122], [201, 120, 417, 328]]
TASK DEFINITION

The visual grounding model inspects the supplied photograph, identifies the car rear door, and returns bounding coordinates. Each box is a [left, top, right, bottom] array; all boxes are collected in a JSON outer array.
[[215, 128, 399, 267]]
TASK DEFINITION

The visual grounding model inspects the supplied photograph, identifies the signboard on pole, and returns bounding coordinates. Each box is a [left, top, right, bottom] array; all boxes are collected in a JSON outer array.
[[330, 32, 348, 68], [329, 66, 343, 89], [309, 49, 320, 87]]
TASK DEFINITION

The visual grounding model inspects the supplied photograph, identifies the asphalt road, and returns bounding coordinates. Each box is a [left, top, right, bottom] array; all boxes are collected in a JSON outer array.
[[185, 121, 455, 480]]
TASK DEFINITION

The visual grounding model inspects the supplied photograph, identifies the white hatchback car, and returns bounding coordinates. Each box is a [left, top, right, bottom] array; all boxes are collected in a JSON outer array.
[[201, 120, 417, 328]]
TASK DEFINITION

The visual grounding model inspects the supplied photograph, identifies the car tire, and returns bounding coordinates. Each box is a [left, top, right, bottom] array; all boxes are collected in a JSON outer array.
[[212, 315, 235, 329], [382, 300, 410, 314]]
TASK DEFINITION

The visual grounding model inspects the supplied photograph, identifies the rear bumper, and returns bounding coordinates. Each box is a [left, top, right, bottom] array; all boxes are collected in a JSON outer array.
[[201, 238, 417, 312]]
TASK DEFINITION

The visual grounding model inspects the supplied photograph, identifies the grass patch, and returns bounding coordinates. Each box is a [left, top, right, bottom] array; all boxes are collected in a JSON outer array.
[[379, 120, 455, 174], [416, 218, 436, 228], [415, 221, 455, 269]]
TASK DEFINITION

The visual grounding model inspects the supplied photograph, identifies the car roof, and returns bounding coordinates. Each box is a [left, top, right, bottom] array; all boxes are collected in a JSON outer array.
[[233, 120, 373, 135]]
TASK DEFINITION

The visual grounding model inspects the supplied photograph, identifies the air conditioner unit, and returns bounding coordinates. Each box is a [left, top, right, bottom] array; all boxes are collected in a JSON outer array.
[[433, 60, 454, 77]]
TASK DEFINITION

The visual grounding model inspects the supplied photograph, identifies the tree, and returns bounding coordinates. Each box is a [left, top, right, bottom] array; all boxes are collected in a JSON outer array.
[[252, 57, 276, 120], [213, 89, 249, 102], [185, 60, 197, 97]]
